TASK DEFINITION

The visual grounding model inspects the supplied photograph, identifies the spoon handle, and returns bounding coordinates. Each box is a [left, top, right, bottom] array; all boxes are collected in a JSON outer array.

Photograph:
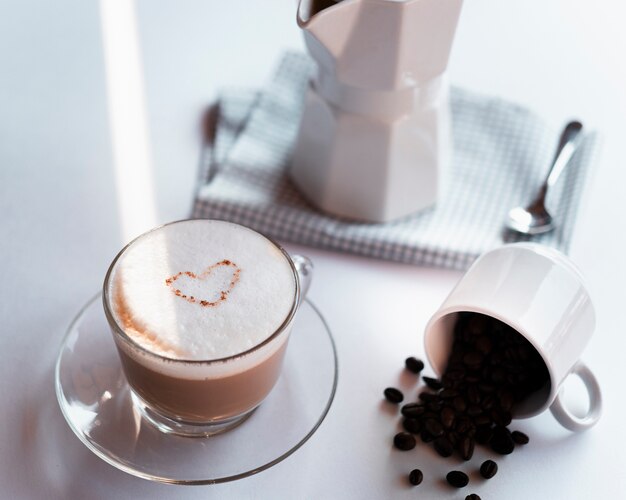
[[544, 120, 583, 191]]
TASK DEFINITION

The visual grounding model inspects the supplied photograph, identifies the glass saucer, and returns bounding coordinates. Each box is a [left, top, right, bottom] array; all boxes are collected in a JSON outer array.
[[55, 294, 338, 484]]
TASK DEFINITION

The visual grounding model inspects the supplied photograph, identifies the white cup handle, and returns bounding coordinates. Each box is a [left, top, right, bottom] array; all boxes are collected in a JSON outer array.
[[292, 255, 313, 303], [549, 361, 602, 431]]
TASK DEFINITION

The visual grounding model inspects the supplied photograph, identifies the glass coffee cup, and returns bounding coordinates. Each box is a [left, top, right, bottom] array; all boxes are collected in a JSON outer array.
[[103, 219, 313, 437]]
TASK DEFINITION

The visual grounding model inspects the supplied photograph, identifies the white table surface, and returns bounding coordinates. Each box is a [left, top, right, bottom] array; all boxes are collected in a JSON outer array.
[[2, 1, 626, 498]]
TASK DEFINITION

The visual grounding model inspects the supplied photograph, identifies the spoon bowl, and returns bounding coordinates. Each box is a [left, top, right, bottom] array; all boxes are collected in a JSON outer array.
[[507, 205, 553, 235], [506, 121, 583, 235]]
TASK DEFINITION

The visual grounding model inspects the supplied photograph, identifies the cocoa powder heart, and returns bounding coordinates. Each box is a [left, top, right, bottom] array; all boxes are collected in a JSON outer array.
[[165, 259, 241, 307]]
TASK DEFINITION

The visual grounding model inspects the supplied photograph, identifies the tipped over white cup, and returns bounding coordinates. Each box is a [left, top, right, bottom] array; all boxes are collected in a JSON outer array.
[[424, 243, 601, 431]]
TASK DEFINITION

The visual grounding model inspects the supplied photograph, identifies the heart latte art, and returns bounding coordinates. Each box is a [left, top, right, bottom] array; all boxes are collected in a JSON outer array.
[[107, 219, 296, 360], [165, 260, 241, 307]]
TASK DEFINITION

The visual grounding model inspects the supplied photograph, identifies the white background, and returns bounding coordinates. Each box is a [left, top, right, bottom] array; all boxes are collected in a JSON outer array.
[[1, 0, 625, 498]]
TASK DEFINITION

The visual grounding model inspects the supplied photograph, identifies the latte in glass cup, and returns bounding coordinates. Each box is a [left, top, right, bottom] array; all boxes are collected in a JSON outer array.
[[103, 219, 306, 436]]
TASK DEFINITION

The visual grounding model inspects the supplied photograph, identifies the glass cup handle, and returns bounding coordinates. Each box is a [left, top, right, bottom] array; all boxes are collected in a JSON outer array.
[[549, 361, 602, 431], [292, 255, 313, 303]]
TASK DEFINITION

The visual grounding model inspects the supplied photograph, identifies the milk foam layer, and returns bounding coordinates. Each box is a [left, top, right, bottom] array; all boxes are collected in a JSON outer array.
[[109, 220, 296, 361]]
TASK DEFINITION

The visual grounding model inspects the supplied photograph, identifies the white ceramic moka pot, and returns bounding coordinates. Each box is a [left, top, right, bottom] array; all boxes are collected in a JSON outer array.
[[291, 0, 463, 222]]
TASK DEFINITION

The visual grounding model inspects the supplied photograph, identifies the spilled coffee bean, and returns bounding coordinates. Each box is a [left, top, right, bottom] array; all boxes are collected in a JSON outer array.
[[424, 418, 444, 438], [384, 387, 404, 404], [393, 432, 416, 451], [480, 459, 498, 479], [459, 435, 475, 461], [490, 426, 515, 455], [466, 494, 481, 500], [434, 436, 454, 457], [440, 406, 455, 428], [401, 402, 425, 418], [405, 357, 425, 374], [511, 430, 529, 445], [423, 376, 443, 390], [446, 470, 469, 488], [420, 429, 435, 443], [402, 417, 421, 434], [408, 468, 423, 486]]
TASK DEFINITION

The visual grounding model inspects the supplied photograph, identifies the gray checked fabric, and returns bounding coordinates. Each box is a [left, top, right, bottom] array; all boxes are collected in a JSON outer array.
[[193, 52, 601, 270]]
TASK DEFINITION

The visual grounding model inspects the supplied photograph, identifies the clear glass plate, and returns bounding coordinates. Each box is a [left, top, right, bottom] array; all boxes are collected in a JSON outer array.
[[55, 294, 338, 484]]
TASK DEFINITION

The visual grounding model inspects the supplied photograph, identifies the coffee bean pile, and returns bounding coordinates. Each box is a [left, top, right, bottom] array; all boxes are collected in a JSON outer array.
[[396, 313, 542, 460], [384, 312, 538, 495]]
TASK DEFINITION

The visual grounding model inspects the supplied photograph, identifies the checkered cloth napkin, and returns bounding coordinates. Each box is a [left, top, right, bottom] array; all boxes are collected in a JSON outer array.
[[193, 52, 601, 270]]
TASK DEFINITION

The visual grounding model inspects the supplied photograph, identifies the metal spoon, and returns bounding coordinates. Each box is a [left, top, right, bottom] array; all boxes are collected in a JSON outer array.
[[506, 120, 583, 235]]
